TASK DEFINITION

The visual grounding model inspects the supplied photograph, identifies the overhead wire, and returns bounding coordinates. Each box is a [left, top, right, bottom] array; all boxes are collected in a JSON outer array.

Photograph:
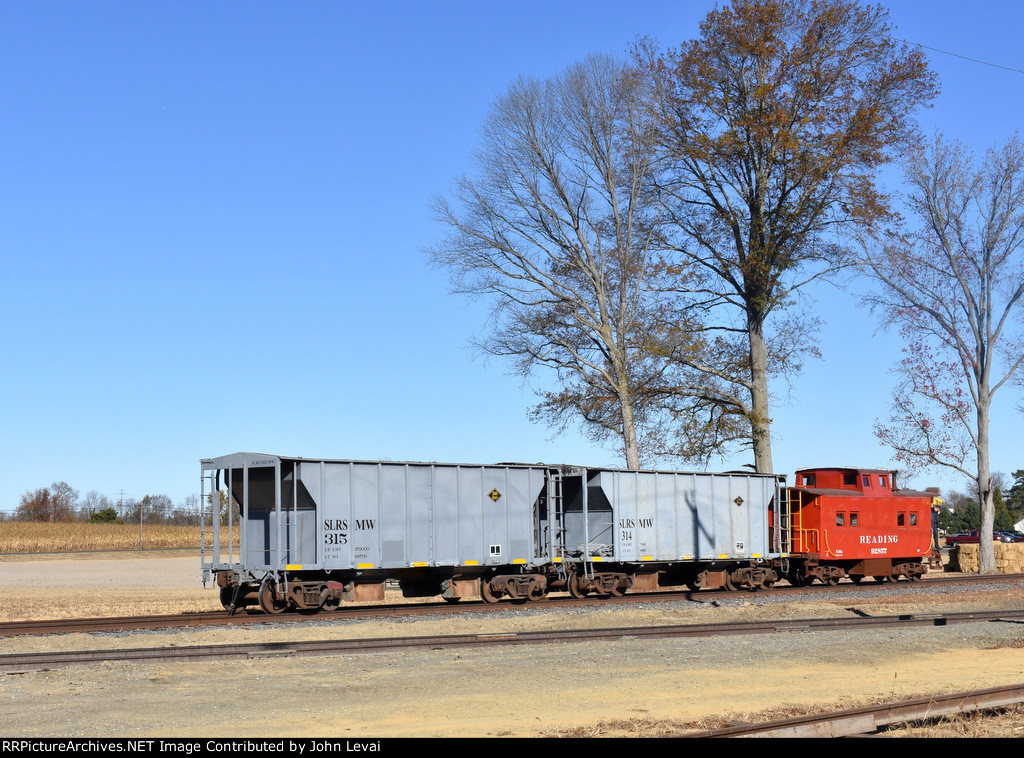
[[899, 38, 1024, 76]]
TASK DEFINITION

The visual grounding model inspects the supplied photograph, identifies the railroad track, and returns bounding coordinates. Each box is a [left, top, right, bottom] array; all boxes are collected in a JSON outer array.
[[2, 571, 1020, 638], [4, 607, 1024, 674], [684, 683, 1024, 737]]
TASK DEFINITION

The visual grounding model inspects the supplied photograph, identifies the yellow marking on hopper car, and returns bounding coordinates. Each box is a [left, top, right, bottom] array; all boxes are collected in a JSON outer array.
[[641, 556, 653, 561], [682, 555, 693, 560], [285, 565, 302, 570], [591, 556, 603, 562], [412, 562, 428, 567], [752, 553, 762, 558], [357, 563, 374, 569], [553, 556, 562, 562], [718, 554, 728, 559], [464, 560, 479, 566], [513, 558, 526, 564]]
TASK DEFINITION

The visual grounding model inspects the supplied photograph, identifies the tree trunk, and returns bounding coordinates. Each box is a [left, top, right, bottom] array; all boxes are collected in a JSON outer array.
[[620, 393, 642, 471], [748, 314, 774, 474], [977, 396, 996, 574]]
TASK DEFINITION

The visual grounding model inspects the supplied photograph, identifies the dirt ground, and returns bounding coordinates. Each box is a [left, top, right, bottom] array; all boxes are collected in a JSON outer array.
[[2, 553, 1024, 738]]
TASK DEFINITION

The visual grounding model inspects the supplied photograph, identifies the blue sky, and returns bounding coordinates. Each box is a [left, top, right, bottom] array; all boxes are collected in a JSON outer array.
[[1, 1, 1022, 512]]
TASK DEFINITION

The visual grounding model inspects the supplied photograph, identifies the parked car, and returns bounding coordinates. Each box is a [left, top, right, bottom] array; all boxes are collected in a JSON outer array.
[[997, 531, 1024, 543], [945, 531, 1003, 546]]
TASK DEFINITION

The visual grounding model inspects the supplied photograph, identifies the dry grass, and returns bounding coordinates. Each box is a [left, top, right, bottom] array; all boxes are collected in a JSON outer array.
[[882, 704, 1024, 737], [0, 522, 236, 554]]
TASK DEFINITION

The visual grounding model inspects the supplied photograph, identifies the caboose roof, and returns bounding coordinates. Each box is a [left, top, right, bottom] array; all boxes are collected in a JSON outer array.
[[790, 487, 864, 497], [795, 466, 893, 474]]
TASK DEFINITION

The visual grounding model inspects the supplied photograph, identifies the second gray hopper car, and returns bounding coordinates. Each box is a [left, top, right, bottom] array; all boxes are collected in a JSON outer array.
[[201, 453, 786, 613]]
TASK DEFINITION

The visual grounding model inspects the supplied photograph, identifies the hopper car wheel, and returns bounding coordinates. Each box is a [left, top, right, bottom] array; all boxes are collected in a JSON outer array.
[[567, 571, 589, 599], [219, 586, 238, 611], [258, 579, 288, 615], [480, 578, 501, 604], [849, 575, 863, 584]]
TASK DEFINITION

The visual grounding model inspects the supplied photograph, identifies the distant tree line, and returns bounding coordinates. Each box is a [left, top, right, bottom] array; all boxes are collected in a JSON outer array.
[[1, 482, 202, 526]]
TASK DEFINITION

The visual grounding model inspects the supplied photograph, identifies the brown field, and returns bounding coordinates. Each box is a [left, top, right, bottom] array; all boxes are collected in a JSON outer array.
[[0, 522, 237, 554]]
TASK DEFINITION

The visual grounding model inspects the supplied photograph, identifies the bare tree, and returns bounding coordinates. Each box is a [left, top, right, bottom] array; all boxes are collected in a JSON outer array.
[[78, 490, 113, 521], [174, 493, 201, 526], [130, 494, 173, 524], [634, 0, 938, 472], [861, 133, 1024, 573], [49, 481, 79, 520], [430, 53, 711, 469]]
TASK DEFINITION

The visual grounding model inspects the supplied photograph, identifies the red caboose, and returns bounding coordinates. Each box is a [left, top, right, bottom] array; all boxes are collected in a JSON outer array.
[[783, 467, 937, 585]]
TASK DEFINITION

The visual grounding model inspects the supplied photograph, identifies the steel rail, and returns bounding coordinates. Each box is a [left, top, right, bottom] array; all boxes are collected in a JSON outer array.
[[3, 572, 1021, 638], [682, 683, 1024, 737], [4, 607, 1024, 674], [0, 598, 479, 637]]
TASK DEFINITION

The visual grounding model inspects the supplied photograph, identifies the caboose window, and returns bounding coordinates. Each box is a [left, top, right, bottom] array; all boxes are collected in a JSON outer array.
[[844, 473, 857, 486], [836, 513, 844, 526], [862, 475, 871, 487], [880, 475, 888, 488], [850, 513, 858, 527], [898, 513, 905, 526], [803, 473, 816, 487], [910, 513, 917, 526]]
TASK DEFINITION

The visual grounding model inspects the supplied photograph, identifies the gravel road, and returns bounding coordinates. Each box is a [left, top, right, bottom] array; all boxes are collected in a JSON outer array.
[[0, 555, 205, 591]]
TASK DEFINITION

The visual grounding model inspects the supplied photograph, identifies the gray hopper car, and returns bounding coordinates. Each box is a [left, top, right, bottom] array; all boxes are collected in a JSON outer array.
[[201, 453, 787, 613]]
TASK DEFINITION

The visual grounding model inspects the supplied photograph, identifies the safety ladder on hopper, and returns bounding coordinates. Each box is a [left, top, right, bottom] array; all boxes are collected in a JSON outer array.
[[547, 470, 567, 564], [200, 467, 239, 584]]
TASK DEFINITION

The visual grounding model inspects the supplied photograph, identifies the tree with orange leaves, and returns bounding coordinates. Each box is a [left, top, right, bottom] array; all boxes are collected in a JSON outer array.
[[635, 0, 938, 472]]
